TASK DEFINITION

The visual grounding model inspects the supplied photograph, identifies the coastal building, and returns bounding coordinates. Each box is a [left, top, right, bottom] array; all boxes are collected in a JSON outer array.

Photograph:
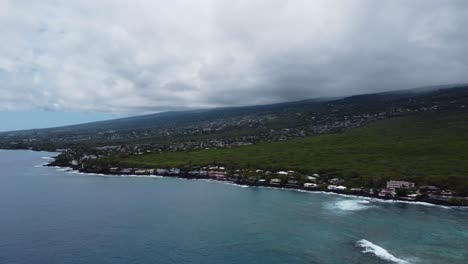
[[208, 171, 227, 180], [135, 169, 154, 175], [286, 179, 300, 186], [188, 170, 208, 177], [120, 168, 133, 174], [328, 178, 344, 185], [386, 181, 415, 190], [307, 176, 317, 182], [277, 171, 288, 176], [304, 183, 317, 188], [378, 188, 395, 197], [270, 178, 281, 185], [156, 168, 169, 174], [327, 185, 347, 191], [169, 168, 181, 175], [418, 185, 441, 193]]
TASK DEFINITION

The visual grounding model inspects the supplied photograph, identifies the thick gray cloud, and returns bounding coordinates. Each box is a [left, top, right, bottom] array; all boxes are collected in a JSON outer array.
[[1, 0, 467, 113]]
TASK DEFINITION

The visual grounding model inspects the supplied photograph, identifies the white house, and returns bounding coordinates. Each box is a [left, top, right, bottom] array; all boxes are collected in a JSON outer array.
[[335, 185, 347, 191], [386, 181, 415, 190], [304, 183, 318, 188], [270, 178, 281, 185]]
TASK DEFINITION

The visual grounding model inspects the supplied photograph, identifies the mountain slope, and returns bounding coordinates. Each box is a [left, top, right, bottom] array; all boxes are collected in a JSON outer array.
[[1, 84, 468, 151]]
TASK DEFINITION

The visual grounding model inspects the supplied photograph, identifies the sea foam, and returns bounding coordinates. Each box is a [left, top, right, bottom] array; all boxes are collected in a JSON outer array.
[[357, 239, 410, 264], [327, 199, 374, 211]]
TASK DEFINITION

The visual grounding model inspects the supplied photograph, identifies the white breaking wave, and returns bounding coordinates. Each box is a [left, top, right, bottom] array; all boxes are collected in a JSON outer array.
[[41, 156, 54, 160], [327, 199, 374, 211], [357, 239, 410, 264], [64, 170, 163, 179], [34, 163, 50, 167], [56, 167, 72, 171]]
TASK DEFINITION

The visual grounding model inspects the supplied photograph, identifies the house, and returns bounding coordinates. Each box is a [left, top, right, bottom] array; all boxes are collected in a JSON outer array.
[[270, 178, 281, 185], [135, 169, 153, 175], [286, 179, 300, 186], [306, 176, 317, 182], [327, 185, 337, 190], [188, 170, 208, 177], [378, 188, 395, 197], [440, 190, 453, 196], [335, 186, 347, 191], [257, 179, 267, 184], [386, 181, 415, 190], [418, 185, 441, 193], [277, 171, 288, 176], [328, 178, 344, 185], [120, 168, 133, 174], [169, 168, 181, 175], [156, 168, 169, 175], [208, 171, 227, 180], [109, 167, 120, 173], [350, 188, 363, 192], [304, 183, 317, 188]]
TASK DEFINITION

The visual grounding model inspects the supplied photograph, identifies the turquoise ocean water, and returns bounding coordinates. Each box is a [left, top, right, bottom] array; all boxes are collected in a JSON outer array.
[[0, 150, 467, 264]]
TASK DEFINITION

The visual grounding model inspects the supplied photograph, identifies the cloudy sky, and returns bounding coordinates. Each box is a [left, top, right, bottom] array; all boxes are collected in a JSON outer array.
[[1, 0, 467, 129]]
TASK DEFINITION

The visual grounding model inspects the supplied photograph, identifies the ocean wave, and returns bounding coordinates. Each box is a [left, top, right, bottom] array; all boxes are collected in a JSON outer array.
[[220, 181, 249, 188], [357, 239, 411, 264], [312, 191, 451, 209], [327, 199, 374, 211], [56, 167, 72, 171], [64, 170, 163, 179], [41, 156, 54, 160]]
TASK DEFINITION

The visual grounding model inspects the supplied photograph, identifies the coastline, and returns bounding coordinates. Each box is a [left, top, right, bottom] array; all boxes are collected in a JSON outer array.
[[39, 158, 465, 208]]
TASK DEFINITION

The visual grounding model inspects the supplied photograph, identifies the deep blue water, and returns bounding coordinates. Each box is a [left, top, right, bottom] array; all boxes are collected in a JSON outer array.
[[0, 150, 467, 264]]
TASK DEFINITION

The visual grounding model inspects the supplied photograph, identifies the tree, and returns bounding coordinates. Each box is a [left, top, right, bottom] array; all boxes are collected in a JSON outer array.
[[395, 188, 407, 197]]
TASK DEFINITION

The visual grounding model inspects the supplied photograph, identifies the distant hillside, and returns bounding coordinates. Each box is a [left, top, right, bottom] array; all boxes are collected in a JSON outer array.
[[109, 110, 468, 194], [1, 84, 467, 151]]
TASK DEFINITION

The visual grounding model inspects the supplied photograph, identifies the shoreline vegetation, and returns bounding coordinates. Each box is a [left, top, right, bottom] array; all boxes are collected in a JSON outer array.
[[45, 159, 467, 207]]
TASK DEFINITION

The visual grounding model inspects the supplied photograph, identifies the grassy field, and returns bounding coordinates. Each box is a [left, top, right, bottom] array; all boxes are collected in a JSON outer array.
[[112, 111, 468, 193]]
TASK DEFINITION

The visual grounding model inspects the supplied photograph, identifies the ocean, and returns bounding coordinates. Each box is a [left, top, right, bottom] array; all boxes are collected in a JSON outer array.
[[0, 150, 467, 264]]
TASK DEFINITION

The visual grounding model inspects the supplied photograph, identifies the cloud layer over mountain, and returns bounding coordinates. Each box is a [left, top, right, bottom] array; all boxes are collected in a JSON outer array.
[[1, 0, 467, 113]]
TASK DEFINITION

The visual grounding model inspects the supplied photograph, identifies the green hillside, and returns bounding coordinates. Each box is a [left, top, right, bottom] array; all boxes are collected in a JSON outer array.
[[112, 111, 468, 193]]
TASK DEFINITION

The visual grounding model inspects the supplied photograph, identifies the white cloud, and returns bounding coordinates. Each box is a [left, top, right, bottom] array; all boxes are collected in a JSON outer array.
[[0, 0, 467, 113]]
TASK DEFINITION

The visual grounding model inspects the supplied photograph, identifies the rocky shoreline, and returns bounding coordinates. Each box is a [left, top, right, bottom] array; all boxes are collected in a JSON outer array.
[[44, 162, 467, 207]]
